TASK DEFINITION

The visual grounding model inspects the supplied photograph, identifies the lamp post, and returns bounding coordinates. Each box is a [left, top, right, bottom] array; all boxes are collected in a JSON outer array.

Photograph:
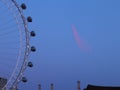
[[50, 83, 54, 90], [77, 81, 81, 90], [38, 84, 41, 90]]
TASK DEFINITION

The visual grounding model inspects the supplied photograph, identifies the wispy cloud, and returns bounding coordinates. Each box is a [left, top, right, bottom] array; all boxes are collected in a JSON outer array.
[[72, 24, 91, 53]]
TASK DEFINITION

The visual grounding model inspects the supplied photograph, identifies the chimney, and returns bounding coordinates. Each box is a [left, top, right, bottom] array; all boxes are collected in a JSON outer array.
[[77, 81, 80, 90], [50, 83, 54, 90], [38, 84, 41, 90]]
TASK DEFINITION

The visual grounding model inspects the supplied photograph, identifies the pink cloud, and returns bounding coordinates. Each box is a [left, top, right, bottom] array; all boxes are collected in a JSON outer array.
[[72, 24, 91, 52]]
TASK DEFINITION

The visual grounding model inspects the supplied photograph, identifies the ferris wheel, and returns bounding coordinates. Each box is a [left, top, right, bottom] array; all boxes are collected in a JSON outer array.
[[0, 0, 36, 90]]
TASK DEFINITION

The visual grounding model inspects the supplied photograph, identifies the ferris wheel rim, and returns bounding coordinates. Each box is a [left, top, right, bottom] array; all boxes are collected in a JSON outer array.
[[0, 0, 30, 89]]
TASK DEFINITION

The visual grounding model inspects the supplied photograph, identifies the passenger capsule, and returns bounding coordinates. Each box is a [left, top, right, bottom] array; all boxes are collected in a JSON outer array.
[[27, 16, 32, 22], [22, 77, 27, 83], [31, 46, 36, 52], [28, 62, 33, 67], [21, 3, 27, 10], [30, 31, 36, 37]]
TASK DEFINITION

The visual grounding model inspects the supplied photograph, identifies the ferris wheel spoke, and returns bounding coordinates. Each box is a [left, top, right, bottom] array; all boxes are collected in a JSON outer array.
[[0, 22, 18, 30], [0, 22, 16, 30], [0, 0, 36, 90]]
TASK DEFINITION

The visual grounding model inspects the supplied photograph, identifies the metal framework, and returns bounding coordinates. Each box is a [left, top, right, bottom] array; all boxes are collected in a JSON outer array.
[[0, 0, 31, 90]]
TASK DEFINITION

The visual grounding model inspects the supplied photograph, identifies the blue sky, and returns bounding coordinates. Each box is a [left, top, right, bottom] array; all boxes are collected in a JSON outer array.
[[2, 0, 120, 90], [20, 0, 120, 90]]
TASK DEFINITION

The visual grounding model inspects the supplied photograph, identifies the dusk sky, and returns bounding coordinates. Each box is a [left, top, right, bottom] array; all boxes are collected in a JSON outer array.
[[1, 0, 120, 90], [21, 0, 120, 90]]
